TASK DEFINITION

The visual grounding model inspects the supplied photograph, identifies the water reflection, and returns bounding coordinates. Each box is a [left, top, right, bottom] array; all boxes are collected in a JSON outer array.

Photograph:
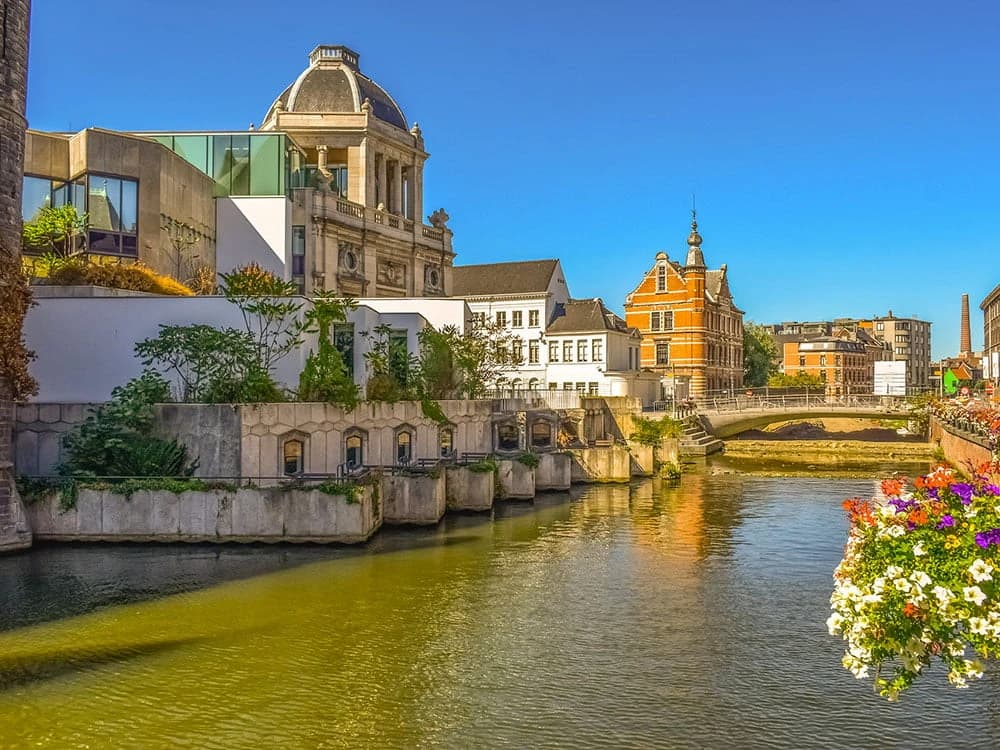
[[0, 471, 997, 748]]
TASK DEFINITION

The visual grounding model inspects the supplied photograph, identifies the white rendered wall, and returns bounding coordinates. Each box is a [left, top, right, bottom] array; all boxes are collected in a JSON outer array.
[[23, 296, 427, 403], [358, 298, 471, 333], [216, 196, 291, 277]]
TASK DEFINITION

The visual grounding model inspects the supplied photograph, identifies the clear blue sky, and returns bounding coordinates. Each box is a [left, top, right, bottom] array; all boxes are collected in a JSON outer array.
[[26, 0, 1000, 358]]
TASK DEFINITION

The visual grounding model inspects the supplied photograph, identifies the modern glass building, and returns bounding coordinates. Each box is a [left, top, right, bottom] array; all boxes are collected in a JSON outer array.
[[144, 132, 304, 197]]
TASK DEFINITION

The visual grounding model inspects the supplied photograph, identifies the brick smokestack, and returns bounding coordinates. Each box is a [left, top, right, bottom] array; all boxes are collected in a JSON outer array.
[[961, 293, 971, 355]]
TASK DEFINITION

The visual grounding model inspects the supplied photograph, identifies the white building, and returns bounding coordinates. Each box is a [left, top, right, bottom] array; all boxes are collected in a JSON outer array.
[[451, 260, 660, 403]]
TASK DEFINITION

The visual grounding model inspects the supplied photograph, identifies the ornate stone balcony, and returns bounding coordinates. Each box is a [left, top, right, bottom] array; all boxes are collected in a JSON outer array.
[[309, 191, 452, 255]]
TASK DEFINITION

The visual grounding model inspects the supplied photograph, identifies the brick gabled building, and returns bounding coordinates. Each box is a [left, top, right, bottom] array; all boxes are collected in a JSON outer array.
[[623, 214, 744, 398]]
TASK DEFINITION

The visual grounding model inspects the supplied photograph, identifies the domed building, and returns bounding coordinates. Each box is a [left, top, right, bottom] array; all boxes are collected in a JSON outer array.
[[259, 45, 454, 297]]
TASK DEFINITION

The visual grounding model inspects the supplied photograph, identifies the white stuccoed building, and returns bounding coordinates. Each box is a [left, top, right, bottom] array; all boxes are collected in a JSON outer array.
[[452, 260, 660, 403]]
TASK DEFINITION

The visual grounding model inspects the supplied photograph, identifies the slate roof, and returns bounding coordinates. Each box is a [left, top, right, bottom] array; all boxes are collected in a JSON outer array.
[[451, 259, 559, 297], [547, 298, 637, 335]]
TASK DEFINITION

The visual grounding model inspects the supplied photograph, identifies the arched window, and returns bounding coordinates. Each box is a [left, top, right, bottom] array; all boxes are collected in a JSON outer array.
[[530, 420, 553, 449], [396, 430, 412, 465], [345, 434, 364, 471], [496, 422, 519, 452], [528, 377, 539, 391], [283, 439, 304, 475], [439, 427, 454, 458]]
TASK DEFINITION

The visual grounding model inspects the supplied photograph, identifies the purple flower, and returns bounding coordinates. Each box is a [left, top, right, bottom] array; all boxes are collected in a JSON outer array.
[[950, 483, 975, 506], [937, 515, 955, 529], [983, 484, 1000, 496], [975, 528, 1000, 549], [927, 488, 940, 500]]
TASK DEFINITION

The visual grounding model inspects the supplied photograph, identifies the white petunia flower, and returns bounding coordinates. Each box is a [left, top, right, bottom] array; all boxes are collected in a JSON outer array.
[[964, 586, 987, 606], [968, 616, 990, 635], [969, 559, 994, 583], [913, 541, 926, 556], [894, 578, 912, 593], [910, 570, 932, 588]]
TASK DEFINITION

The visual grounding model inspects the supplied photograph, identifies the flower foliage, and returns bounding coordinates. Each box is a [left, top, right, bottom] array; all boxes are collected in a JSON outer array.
[[929, 398, 1000, 450], [829, 464, 1000, 700]]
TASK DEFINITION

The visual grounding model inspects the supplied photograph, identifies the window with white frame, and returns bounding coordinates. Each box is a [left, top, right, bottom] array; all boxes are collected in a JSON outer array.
[[577, 340, 588, 362], [529, 340, 539, 364], [512, 310, 523, 328], [529, 310, 540, 327], [655, 341, 670, 365], [496, 311, 507, 327], [591, 339, 603, 361], [549, 341, 559, 362], [656, 264, 666, 292], [563, 341, 573, 362]]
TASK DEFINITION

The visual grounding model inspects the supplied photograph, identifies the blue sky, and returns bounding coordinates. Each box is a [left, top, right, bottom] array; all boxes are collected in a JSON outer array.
[[26, 0, 1000, 358]]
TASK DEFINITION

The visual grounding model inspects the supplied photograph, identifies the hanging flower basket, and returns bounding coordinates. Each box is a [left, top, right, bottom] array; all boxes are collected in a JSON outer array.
[[829, 464, 1000, 700]]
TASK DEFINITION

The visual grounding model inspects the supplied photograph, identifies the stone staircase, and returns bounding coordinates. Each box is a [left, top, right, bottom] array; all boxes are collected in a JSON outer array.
[[679, 418, 724, 457]]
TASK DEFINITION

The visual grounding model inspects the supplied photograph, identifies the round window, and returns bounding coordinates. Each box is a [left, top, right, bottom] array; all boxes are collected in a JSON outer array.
[[343, 250, 358, 271], [426, 267, 440, 288]]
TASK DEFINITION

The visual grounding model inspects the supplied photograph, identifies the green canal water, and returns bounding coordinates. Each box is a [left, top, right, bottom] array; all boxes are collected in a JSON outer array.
[[1, 459, 998, 749]]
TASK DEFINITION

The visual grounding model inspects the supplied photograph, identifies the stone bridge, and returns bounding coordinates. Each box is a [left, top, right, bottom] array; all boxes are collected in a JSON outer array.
[[698, 399, 912, 439]]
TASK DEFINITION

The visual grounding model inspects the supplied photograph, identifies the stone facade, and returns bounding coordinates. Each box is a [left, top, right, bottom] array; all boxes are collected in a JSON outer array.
[[624, 214, 744, 398], [1, 0, 32, 552], [262, 46, 455, 296]]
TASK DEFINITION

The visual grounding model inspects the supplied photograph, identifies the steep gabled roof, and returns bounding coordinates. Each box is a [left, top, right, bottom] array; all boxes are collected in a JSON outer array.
[[452, 259, 559, 297], [547, 298, 637, 335]]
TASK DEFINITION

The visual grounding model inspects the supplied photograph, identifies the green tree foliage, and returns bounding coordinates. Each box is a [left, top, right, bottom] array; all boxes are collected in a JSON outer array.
[[767, 372, 825, 387], [743, 322, 778, 387], [297, 292, 360, 409], [220, 263, 305, 372], [413, 320, 518, 400], [59, 372, 198, 478], [21, 204, 88, 256], [630, 415, 682, 446], [363, 323, 418, 402]]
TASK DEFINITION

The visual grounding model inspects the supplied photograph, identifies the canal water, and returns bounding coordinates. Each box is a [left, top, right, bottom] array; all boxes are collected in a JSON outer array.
[[1, 461, 997, 749]]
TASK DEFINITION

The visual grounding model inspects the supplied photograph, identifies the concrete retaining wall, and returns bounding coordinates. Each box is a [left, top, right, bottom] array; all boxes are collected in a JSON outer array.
[[535, 453, 571, 491], [381, 472, 447, 525], [14, 402, 97, 477], [497, 459, 535, 500], [445, 466, 495, 511], [568, 446, 633, 483], [930, 418, 993, 472], [26, 485, 379, 544]]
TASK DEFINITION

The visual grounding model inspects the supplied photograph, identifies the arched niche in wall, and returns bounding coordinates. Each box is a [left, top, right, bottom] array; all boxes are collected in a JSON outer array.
[[394, 423, 415, 465], [494, 418, 520, 453], [528, 415, 556, 451], [279, 430, 310, 476], [343, 427, 368, 473], [439, 423, 456, 459]]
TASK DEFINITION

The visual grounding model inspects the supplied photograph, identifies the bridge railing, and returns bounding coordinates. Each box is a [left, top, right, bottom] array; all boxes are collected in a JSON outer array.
[[697, 393, 911, 414]]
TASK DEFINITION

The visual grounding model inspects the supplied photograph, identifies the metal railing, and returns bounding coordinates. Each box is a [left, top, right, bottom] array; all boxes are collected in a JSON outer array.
[[694, 393, 911, 414]]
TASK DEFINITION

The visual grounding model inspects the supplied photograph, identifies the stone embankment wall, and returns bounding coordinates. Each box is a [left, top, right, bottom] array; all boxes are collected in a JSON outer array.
[[535, 453, 571, 491], [498, 460, 535, 499], [445, 467, 494, 511], [382, 472, 446, 525], [27, 485, 379, 544], [930, 418, 993, 471], [14, 403, 97, 477]]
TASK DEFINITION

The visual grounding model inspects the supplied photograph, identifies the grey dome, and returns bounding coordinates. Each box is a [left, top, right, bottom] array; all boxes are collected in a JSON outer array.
[[264, 45, 407, 130]]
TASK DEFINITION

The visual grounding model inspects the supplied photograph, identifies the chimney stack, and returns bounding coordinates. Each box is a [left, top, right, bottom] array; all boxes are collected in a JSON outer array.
[[961, 293, 971, 355]]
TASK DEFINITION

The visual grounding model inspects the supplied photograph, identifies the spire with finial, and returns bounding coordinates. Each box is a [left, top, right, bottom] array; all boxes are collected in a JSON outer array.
[[685, 208, 705, 268]]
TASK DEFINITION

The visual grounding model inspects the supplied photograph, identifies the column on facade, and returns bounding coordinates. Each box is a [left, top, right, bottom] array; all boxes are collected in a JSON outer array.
[[377, 152, 388, 211], [357, 137, 375, 207], [412, 157, 424, 225], [402, 166, 412, 220], [391, 160, 403, 216]]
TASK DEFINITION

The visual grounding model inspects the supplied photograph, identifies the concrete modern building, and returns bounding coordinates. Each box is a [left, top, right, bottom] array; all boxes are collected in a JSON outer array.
[[871, 312, 932, 393], [22, 45, 455, 295], [22, 128, 218, 278], [623, 213, 744, 398]]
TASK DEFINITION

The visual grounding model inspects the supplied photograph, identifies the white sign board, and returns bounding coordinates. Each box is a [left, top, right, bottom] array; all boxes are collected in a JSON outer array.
[[874, 360, 907, 396], [993, 352, 999, 381], [985, 355, 992, 380]]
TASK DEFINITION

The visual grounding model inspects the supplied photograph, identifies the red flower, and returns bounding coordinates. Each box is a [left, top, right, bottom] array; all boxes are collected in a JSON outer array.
[[881, 478, 906, 497]]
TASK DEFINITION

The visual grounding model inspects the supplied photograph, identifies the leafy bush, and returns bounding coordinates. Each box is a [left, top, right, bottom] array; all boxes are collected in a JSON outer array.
[[630, 416, 682, 446], [45, 257, 193, 296], [297, 292, 359, 409], [59, 372, 199, 479], [830, 466, 1000, 699], [516, 452, 540, 469]]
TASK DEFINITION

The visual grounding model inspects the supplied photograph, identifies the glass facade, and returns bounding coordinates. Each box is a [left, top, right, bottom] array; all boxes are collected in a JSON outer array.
[[150, 133, 292, 197], [87, 174, 139, 256], [22, 175, 87, 223]]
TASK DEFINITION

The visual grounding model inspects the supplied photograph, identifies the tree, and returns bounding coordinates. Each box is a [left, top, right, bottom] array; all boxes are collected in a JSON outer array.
[[220, 263, 305, 372], [21, 204, 88, 256], [297, 292, 360, 409], [743, 322, 778, 387], [767, 372, 824, 388], [414, 320, 518, 399], [0, 246, 37, 399]]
